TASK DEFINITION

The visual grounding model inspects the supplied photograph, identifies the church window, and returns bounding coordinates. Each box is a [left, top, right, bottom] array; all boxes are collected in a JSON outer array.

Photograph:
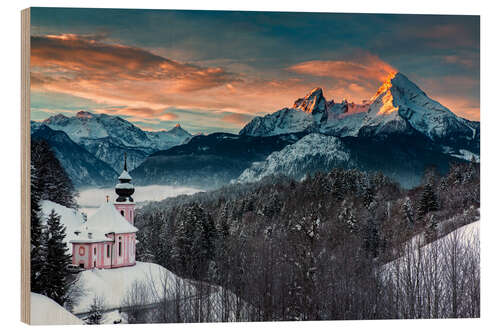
[[107, 244, 110, 257], [79, 246, 85, 256], [94, 247, 96, 255], [121, 210, 124, 216], [119, 242, 122, 256]]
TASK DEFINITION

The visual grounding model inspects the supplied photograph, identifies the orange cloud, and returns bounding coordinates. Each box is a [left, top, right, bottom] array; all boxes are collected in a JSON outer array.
[[93, 106, 178, 123], [288, 53, 396, 83], [220, 113, 254, 125], [31, 34, 238, 93], [31, 34, 478, 127]]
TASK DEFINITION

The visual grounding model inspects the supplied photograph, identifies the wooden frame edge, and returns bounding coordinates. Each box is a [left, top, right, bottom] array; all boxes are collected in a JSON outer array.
[[21, 7, 31, 325]]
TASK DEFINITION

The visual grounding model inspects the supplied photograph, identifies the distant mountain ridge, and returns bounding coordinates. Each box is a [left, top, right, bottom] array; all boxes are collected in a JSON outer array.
[[39, 111, 192, 172], [31, 72, 479, 190], [235, 132, 465, 188], [31, 124, 118, 187], [130, 132, 303, 189]]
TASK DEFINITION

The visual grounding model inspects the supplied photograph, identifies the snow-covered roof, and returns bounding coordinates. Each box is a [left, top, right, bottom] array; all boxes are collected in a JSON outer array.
[[70, 224, 113, 243], [85, 202, 138, 234], [118, 170, 132, 181]]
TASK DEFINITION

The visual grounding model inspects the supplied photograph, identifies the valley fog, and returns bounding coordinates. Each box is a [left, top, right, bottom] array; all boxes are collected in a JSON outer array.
[[77, 185, 203, 216]]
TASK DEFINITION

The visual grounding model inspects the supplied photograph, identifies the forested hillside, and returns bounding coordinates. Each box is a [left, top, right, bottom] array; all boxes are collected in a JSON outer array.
[[135, 161, 480, 320]]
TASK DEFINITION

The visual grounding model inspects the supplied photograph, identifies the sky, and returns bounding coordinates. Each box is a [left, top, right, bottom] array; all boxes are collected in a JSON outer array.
[[30, 8, 480, 134]]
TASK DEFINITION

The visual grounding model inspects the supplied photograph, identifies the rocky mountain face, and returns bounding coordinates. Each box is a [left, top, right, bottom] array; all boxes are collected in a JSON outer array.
[[235, 133, 353, 184], [40, 111, 192, 172], [31, 124, 118, 187], [240, 72, 479, 162], [235, 132, 464, 188], [130, 132, 304, 189]]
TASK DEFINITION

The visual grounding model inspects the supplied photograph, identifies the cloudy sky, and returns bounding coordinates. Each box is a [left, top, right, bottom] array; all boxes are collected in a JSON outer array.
[[30, 8, 479, 134]]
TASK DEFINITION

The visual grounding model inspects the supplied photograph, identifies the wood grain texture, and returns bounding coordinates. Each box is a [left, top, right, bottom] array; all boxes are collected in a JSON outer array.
[[21, 7, 31, 325]]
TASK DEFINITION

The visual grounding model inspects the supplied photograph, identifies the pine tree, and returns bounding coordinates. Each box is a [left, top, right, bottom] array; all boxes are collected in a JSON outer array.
[[171, 208, 194, 276], [171, 203, 217, 279], [418, 182, 439, 219], [41, 209, 72, 305], [401, 197, 415, 227], [363, 184, 375, 209], [31, 140, 78, 208], [425, 214, 438, 242], [85, 296, 105, 325], [363, 218, 380, 258], [30, 163, 45, 293]]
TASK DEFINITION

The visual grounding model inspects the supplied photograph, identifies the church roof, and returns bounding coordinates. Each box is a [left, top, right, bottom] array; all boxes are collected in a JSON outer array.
[[85, 202, 138, 234], [70, 224, 113, 243]]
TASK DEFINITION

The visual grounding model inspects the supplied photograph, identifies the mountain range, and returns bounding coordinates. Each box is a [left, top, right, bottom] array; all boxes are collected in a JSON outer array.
[[31, 111, 192, 187], [240, 73, 479, 158], [130, 132, 301, 188], [31, 72, 479, 189]]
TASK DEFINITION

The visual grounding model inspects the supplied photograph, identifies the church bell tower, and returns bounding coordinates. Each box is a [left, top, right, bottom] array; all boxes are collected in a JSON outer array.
[[114, 153, 136, 225]]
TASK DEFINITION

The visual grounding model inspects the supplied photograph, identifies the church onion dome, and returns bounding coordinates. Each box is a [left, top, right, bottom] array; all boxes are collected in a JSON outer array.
[[118, 170, 132, 182], [115, 153, 135, 202]]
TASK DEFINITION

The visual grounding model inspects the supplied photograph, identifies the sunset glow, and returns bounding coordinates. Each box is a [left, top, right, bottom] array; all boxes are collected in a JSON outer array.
[[30, 9, 479, 133]]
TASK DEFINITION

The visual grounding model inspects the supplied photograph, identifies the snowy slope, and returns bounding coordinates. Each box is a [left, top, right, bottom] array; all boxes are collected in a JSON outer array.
[[236, 133, 352, 183], [383, 220, 479, 272], [240, 107, 315, 136], [31, 292, 83, 325], [71, 261, 252, 322], [71, 262, 183, 313], [146, 124, 192, 150]]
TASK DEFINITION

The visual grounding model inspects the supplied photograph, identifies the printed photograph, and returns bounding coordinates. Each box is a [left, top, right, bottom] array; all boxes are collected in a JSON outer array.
[[28, 8, 479, 324]]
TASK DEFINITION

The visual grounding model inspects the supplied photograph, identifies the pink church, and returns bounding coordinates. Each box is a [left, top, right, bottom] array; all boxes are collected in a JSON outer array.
[[70, 155, 138, 270]]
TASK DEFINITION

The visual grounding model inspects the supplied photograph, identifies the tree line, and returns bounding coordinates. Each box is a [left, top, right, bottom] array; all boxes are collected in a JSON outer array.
[[134, 161, 480, 321], [30, 140, 77, 306]]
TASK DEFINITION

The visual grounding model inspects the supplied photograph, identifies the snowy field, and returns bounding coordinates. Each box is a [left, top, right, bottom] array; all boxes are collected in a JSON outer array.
[[77, 185, 202, 216], [71, 261, 251, 323], [71, 261, 187, 313], [381, 220, 480, 284], [31, 293, 83, 325]]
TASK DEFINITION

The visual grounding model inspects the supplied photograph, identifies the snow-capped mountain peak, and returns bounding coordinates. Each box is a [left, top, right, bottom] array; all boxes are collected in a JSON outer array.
[[75, 110, 94, 119], [361, 71, 477, 143], [239, 72, 479, 161], [40, 111, 193, 172], [293, 87, 327, 113]]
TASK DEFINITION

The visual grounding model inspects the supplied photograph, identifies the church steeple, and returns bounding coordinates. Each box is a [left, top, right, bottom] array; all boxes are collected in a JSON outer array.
[[115, 153, 134, 203]]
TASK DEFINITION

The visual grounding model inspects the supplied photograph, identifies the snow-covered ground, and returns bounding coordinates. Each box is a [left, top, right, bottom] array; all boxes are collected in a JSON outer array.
[[30, 292, 83, 325], [71, 261, 251, 323], [71, 261, 186, 313], [382, 220, 479, 273], [77, 185, 202, 216]]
